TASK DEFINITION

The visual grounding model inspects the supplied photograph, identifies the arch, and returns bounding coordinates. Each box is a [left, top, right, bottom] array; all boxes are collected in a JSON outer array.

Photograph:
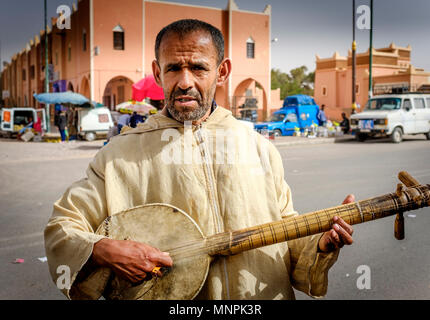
[[102, 75, 134, 110], [79, 76, 90, 99], [233, 78, 268, 122], [67, 82, 75, 92]]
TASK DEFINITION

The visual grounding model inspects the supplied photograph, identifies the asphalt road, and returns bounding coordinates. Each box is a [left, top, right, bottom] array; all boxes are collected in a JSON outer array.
[[0, 135, 429, 300]]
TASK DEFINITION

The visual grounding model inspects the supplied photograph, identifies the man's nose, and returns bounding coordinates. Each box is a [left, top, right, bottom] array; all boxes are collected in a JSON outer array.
[[177, 69, 194, 91]]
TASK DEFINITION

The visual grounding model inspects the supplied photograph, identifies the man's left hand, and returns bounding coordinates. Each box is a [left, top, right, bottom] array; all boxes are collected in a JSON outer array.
[[318, 194, 355, 253]]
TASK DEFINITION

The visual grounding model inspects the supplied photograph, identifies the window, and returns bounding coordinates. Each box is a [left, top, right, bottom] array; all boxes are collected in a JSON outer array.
[[426, 98, 430, 108], [82, 30, 87, 51], [113, 25, 125, 50], [22, 69, 26, 81], [356, 84, 360, 95], [98, 114, 109, 123], [414, 98, 425, 109], [366, 98, 401, 111], [403, 99, 411, 110], [30, 65, 35, 80], [55, 51, 59, 65], [286, 113, 298, 123], [322, 86, 327, 96], [246, 37, 255, 59]]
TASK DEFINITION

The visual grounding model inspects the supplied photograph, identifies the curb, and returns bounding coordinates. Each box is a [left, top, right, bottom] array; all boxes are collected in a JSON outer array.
[[273, 136, 354, 147]]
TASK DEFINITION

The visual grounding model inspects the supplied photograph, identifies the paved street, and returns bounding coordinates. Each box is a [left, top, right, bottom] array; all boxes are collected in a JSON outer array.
[[0, 135, 429, 300]]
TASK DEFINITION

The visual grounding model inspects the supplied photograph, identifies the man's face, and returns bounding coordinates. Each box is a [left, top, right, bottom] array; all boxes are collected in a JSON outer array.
[[153, 30, 226, 123]]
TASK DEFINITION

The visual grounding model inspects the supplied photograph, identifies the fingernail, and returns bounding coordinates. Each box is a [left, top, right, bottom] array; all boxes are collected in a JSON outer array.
[[334, 224, 339, 230], [162, 252, 170, 256], [333, 216, 338, 221]]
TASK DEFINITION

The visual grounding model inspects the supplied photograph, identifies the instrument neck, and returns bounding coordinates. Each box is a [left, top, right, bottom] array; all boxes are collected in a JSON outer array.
[[210, 184, 430, 256]]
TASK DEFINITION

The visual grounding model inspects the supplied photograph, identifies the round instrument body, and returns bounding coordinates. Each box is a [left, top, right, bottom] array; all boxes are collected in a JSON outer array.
[[95, 203, 210, 300]]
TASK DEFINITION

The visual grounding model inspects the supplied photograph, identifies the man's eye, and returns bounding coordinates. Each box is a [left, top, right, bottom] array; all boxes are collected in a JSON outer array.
[[167, 66, 180, 72], [192, 66, 205, 71]]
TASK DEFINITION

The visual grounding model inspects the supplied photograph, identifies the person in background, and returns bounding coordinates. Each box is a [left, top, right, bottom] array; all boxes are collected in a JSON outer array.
[[106, 120, 119, 143], [67, 106, 78, 141], [57, 111, 68, 142], [117, 110, 131, 133], [129, 111, 145, 128], [317, 104, 327, 127], [340, 112, 350, 134]]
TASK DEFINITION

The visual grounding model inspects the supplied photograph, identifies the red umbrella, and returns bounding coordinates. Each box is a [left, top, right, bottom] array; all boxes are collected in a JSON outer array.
[[132, 75, 165, 101]]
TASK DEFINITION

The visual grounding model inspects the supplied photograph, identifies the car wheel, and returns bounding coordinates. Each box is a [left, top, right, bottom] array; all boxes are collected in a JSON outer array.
[[85, 132, 96, 142], [274, 129, 282, 137], [391, 127, 403, 143], [355, 133, 367, 142], [425, 131, 430, 140]]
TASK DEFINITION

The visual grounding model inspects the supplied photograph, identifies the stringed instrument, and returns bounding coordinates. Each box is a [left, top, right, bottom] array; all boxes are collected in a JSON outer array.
[[89, 171, 430, 300]]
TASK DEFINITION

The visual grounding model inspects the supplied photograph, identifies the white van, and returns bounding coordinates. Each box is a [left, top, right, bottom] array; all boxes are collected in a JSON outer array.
[[77, 107, 114, 141], [0, 107, 47, 137], [350, 93, 430, 143]]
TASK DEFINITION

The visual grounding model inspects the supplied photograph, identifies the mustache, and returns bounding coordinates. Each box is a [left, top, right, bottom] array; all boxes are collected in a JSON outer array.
[[170, 88, 202, 101]]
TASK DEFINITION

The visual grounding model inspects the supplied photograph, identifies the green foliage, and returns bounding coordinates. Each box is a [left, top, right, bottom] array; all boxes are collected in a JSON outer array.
[[271, 66, 315, 100]]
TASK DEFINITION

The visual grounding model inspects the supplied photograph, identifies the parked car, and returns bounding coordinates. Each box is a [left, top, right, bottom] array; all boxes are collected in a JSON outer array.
[[350, 93, 430, 143], [77, 106, 114, 141], [254, 95, 319, 136], [0, 107, 47, 138]]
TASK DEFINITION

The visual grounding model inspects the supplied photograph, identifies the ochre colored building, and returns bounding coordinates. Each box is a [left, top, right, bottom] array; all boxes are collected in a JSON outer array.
[[1, 0, 283, 122], [314, 43, 430, 121]]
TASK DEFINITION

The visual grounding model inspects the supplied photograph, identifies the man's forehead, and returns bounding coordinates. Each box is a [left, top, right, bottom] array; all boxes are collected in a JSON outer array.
[[158, 30, 216, 61]]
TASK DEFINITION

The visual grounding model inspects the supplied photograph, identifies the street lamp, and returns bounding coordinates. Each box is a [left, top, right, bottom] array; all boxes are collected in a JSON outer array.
[[352, 0, 357, 114], [44, 0, 51, 132]]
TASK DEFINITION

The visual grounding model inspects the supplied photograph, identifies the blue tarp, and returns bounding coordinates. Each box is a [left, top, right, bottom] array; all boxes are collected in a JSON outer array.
[[33, 91, 89, 105], [282, 94, 316, 108]]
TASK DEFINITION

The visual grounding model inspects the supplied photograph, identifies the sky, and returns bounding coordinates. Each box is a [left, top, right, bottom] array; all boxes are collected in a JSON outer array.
[[0, 0, 429, 75]]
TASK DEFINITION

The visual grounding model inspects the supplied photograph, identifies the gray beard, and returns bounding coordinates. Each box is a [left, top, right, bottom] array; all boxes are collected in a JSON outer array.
[[167, 102, 211, 123]]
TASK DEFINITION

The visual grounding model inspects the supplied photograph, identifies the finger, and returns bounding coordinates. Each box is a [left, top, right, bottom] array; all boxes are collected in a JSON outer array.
[[334, 217, 354, 235], [342, 194, 355, 204], [148, 251, 173, 267], [333, 223, 354, 245], [329, 229, 342, 249]]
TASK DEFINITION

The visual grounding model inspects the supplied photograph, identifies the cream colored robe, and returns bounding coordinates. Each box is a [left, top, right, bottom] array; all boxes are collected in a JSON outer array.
[[44, 106, 339, 300]]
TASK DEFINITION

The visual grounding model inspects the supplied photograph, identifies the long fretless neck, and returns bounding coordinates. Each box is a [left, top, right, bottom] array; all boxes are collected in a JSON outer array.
[[207, 183, 430, 257]]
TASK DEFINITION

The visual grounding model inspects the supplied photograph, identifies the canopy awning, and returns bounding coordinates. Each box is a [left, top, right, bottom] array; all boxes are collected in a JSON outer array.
[[33, 91, 90, 105]]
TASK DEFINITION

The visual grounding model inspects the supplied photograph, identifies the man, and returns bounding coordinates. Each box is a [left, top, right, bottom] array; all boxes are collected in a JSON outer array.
[[340, 112, 350, 134], [117, 110, 131, 133], [129, 111, 145, 128], [317, 104, 327, 127], [44, 19, 354, 300]]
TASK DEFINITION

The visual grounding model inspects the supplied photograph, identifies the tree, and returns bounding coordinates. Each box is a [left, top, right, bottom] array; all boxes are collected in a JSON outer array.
[[271, 66, 315, 100]]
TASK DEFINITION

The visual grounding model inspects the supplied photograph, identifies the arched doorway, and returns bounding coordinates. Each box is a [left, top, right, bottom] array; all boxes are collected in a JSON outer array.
[[80, 77, 90, 99], [67, 82, 75, 92], [233, 78, 267, 122], [103, 76, 134, 110]]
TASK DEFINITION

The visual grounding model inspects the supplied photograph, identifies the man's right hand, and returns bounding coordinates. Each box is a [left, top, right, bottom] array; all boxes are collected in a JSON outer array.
[[91, 238, 173, 283]]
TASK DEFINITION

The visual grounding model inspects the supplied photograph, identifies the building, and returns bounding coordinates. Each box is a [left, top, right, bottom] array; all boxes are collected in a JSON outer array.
[[1, 0, 283, 124], [314, 43, 430, 120]]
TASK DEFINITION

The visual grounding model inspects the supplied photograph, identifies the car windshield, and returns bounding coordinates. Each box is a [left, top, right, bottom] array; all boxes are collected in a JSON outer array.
[[365, 98, 401, 111], [271, 113, 286, 122]]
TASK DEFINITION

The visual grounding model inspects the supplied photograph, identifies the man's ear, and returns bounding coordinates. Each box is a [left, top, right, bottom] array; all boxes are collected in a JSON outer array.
[[152, 60, 163, 87], [216, 58, 232, 87]]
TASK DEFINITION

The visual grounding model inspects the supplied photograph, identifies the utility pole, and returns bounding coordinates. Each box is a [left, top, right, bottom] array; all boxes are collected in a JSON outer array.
[[368, 0, 373, 99], [352, 0, 357, 114], [44, 0, 51, 132]]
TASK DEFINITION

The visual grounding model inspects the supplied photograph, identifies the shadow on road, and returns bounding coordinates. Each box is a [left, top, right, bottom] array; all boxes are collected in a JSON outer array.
[[334, 135, 428, 144], [75, 145, 103, 151]]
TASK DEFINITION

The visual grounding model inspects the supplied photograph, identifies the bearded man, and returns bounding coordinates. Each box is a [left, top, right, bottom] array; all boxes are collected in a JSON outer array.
[[44, 19, 354, 300]]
